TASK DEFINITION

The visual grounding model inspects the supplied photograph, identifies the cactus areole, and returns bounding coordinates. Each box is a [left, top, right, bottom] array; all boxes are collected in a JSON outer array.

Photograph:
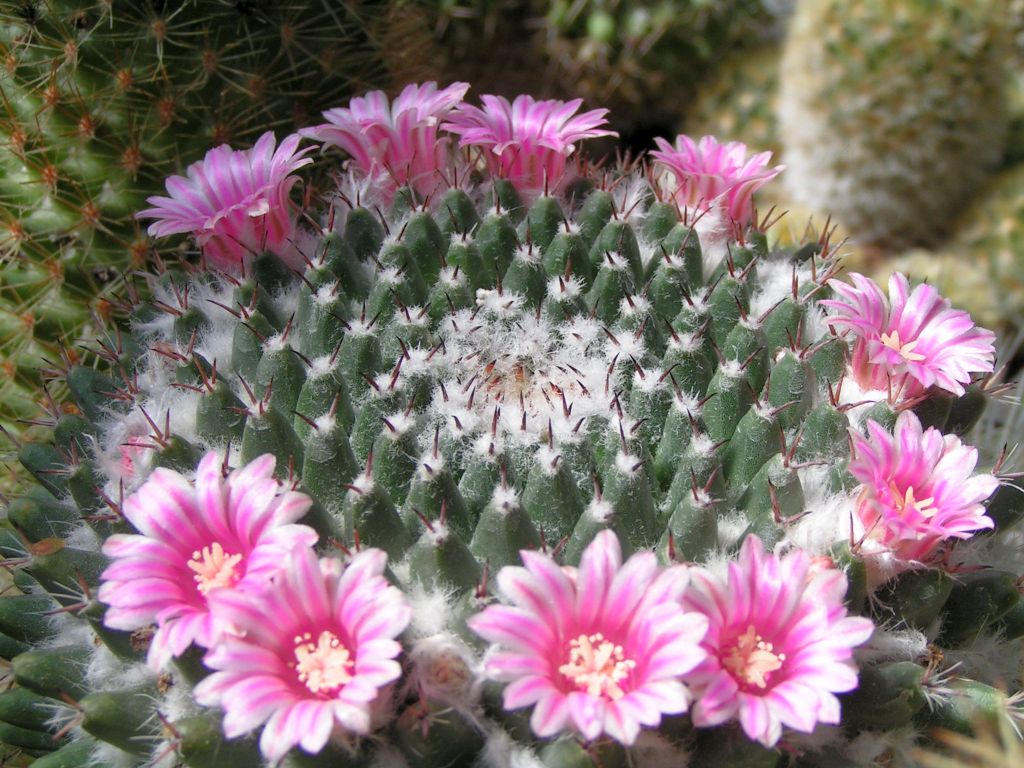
[[1, 82, 1019, 768]]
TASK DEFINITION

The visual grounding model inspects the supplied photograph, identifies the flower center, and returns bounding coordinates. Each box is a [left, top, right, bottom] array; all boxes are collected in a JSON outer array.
[[723, 625, 785, 690], [558, 632, 636, 700], [879, 330, 926, 363], [187, 542, 243, 595], [292, 630, 354, 695], [891, 483, 937, 519]]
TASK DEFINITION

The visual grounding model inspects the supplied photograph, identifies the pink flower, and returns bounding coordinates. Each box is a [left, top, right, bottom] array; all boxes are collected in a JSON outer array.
[[194, 547, 411, 762], [684, 536, 875, 748], [468, 530, 708, 745], [442, 94, 617, 193], [821, 272, 996, 400], [300, 81, 469, 197], [98, 453, 317, 670], [137, 132, 312, 272], [849, 411, 999, 562], [650, 135, 782, 226]]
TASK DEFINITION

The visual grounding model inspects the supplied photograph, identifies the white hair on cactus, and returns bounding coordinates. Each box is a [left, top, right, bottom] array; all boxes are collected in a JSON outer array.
[[951, 525, 1024, 575], [628, 731, 692, 768], [479, 729, 545, 768], [369, 744, 412, 768], [89, 741, 145, 768], [944, 633, 1024, 688], [785, 465, 856, 557], [785, 723, 845, 755], [610, 172, 650, 223], [854, 626, 928, 665], [843, 725, 922, 768], [637, 236, 664, 275], [405, 582, 458, 638], [749, 258, 813, 320], [63, 520, 102, 554], [430, 305, 614, 446], [714, 511, 753, 557], [85, 642, 156, 691]]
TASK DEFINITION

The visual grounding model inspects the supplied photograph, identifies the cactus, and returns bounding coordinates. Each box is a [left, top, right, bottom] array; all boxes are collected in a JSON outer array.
[[685, 45, 782, 159], [430, 0, 791, 140], [778, 0, 1012, 250], [0, 83, 1021, 767], [0, 0, 403, 438]]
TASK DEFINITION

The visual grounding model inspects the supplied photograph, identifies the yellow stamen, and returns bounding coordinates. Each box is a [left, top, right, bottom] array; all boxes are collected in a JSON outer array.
[[891, 483, 938, 519], [723, 625, 785, 689], [187, 542, 243, 595], [879, 330, 926, 363], [558, 632, 636, 700], [291, 630, 354, 695]]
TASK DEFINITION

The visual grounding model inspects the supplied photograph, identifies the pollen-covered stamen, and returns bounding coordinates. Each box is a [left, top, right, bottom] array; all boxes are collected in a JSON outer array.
[[890, 484, 938, 519], [291, 630, 354, 695], [558, 632, 636, 700], [188, 542, 244, 595], [723, 625, 786, 690], [878, 329, 926, 363]]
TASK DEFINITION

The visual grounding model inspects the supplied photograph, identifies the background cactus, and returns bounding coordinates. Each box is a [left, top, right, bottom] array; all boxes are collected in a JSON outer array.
[[428, 0, 792, 144], [0, 84, 1022, 767], [777, 0, 1012, 250], [0, 0, 406, 441]]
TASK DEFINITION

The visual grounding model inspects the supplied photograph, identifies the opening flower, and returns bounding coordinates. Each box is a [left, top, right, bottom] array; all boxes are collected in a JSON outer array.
[[137, 132, 312, 272], [821, 272, 996, 400], [442, 94, 617, 194], [468, 530, 708, 745], [683, 536, 875, 747], [849, 411, 999, 562], [194, 547, 411, 762], [300, 81, 469, 198], [650, 135, 782, 226], [98, 452, 317, 669]]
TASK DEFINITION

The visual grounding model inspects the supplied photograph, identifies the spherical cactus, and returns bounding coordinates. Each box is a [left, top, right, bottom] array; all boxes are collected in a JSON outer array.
[[778, 0, 1012, 250], [1, 83, 1020, 768]]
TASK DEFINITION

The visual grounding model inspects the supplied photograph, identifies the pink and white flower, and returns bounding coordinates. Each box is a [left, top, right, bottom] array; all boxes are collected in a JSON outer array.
[[821, 272, 996, 400], [468, 530, 708, 746], [137, 132, 312, 272], [684, 536, 875, 748], [849, 411, 999, 562], [442, 94, 617, 193], [301, 81, 469, 198], [650, 135, 782, 226], [98, 453, 317, 670], [194, 547, 411, 762]]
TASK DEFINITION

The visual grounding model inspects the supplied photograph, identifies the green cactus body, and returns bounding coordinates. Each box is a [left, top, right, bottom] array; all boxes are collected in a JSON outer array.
[[0, 122, 1019, 767]]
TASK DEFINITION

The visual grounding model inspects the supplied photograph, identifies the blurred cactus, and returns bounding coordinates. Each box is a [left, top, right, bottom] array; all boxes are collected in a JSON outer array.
[[778, 0, 1012, 250], [685, 45, 782, 158]]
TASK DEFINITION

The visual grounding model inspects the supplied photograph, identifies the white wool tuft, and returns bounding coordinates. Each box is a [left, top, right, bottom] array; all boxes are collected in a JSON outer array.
[[86, 643, 157, 692], [89, 742, 144, 768], [479, 729, 545, 768], [944, 632, 1024, 686], [406, 582, 458, 637], [855, 626, 928, 665], [784, 466, 857, 557], [370, 744, 412, 768], [714, 510, 751, 555]]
